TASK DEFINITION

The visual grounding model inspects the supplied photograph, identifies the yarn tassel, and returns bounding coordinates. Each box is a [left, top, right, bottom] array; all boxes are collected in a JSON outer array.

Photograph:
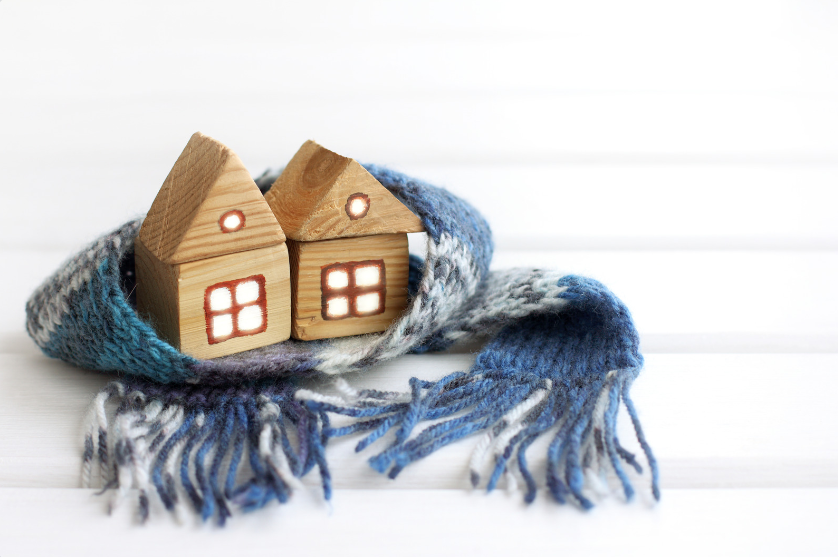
[[302, 276, 660, 507], [83, 380, 328, 524], [82, 275, 657, 519]]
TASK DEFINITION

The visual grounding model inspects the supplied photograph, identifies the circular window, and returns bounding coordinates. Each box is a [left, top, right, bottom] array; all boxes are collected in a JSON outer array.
[[219, 210, 245, 233], [345, 193, 370, 220]]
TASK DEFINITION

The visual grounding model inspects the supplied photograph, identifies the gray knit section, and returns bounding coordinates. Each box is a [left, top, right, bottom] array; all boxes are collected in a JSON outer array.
[[440, 268, 572, 344], [316, 249, 576, 374], [315, 233, 484, 373], [26, 220, 141, 348]]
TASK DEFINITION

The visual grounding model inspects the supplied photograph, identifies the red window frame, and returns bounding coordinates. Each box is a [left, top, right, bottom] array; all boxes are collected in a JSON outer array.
[[345, 192, 370, 220], [321, 260, 386, 320], [204, 275, 268, 344], [218, 209, 246, 233]]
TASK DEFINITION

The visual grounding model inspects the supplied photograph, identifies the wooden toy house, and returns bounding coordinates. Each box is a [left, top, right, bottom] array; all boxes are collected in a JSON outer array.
[[264, 140, 425, 341], [135, 132, 291, 359]]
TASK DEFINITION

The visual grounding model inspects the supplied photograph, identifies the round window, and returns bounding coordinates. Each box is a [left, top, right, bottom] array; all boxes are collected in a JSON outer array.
[[345, 193, 370, 220], [219, 210, 245, 233]]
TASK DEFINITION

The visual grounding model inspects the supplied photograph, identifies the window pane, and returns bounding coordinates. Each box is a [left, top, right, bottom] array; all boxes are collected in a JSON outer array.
[[212, 314, 234, 338], [326, 269, 349, 289], [345, 193, 371, 220], [354, 265, 381, 287], [237, 305, 263, 331], [209, 287, 232, 311], [222, 213, 241, 230], [355, 292, 381, 314], [219, 210, 245, 233], [348, 197, 367, 217], [236, 280, 260, 304], [326, 296, 349, 318]]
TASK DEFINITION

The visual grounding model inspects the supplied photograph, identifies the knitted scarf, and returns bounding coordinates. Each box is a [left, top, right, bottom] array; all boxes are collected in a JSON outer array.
[[25, 165, 658, 524]]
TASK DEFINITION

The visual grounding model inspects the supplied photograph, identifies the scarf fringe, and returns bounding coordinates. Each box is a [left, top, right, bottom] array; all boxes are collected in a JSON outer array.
[[82, 381, 330, 525], [299, 367, 659, 509], [82, 277, 660, 523], [85, 365, 658, 523]]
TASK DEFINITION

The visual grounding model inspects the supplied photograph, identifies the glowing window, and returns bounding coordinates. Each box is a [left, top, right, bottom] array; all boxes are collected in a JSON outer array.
[[236, 280, 260, 304], [326, 296, 350, 318], [219, 210, 245, 233], [345, 193, 370, 220], [326, 268, 349, 289], [204, 275, 267, 344], [321, 260, 385, 320], [209, 287, 232, 311], [354, 265, 380, 287], [212, 314, 234, 338], [355, 292, 381, 314], [237, 305, 264, 331]]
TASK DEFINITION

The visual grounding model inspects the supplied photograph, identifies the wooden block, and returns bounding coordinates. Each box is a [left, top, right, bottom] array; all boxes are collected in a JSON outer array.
[[176, 243, 291, 358], [135, 132, 292, 359], [139, 131, 285, 265], [265, 140, 425, 242], [137, 238, 291, 359], [287, 233, 410, 340], [134, 237, 180, 347]]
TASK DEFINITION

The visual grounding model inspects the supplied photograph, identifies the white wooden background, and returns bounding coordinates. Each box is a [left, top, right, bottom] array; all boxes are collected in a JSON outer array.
[[2, 0, 838, 554]]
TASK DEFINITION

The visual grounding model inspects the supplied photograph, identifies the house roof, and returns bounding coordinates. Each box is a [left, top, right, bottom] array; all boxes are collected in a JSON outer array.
[[264, 140, 425, 242], [139, 132, 285, 265]]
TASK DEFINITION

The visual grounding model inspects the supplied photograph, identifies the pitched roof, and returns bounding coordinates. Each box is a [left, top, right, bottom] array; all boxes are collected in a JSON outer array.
[[139, 132, 285, 264], [264, 140, 424, 242]]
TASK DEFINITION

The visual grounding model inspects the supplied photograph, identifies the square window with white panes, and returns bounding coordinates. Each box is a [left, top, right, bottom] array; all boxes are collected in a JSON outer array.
[[204, 275, 268, 343], [321, 260, 386, 320]]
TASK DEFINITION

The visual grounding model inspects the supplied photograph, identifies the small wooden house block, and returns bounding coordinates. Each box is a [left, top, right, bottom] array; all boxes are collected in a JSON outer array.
[[136, 132, 291, 358], [264, 140, 425, 341]]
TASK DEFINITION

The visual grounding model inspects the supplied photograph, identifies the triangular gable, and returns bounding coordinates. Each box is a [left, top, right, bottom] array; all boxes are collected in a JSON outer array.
[[264, 140, 424, 242], [139, 132, 285, 264]]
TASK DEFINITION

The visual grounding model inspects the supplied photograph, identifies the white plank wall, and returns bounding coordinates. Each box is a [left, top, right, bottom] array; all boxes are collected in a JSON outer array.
[[1, 0, 837, 554]]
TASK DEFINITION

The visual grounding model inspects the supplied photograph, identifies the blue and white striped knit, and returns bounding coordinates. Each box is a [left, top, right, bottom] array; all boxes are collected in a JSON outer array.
[[25, 165, 659, 524]]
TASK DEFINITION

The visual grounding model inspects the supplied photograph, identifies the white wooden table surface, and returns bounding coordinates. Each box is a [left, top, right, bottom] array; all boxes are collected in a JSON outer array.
[[2, 1, 837, 555]]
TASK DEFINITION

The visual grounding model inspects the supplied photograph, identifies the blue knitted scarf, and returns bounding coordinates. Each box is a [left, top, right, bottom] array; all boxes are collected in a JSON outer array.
[[25, 165, 658, 524]]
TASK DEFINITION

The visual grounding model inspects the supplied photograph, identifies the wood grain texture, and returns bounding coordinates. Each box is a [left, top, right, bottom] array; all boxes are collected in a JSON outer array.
[[134, 237, 181, 348], [176, 244, 291, 359], [265, 140, 424, 241], [287, 233, 410, 340], [139, 131, 285, 265], [136, 240, 291, 359]]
